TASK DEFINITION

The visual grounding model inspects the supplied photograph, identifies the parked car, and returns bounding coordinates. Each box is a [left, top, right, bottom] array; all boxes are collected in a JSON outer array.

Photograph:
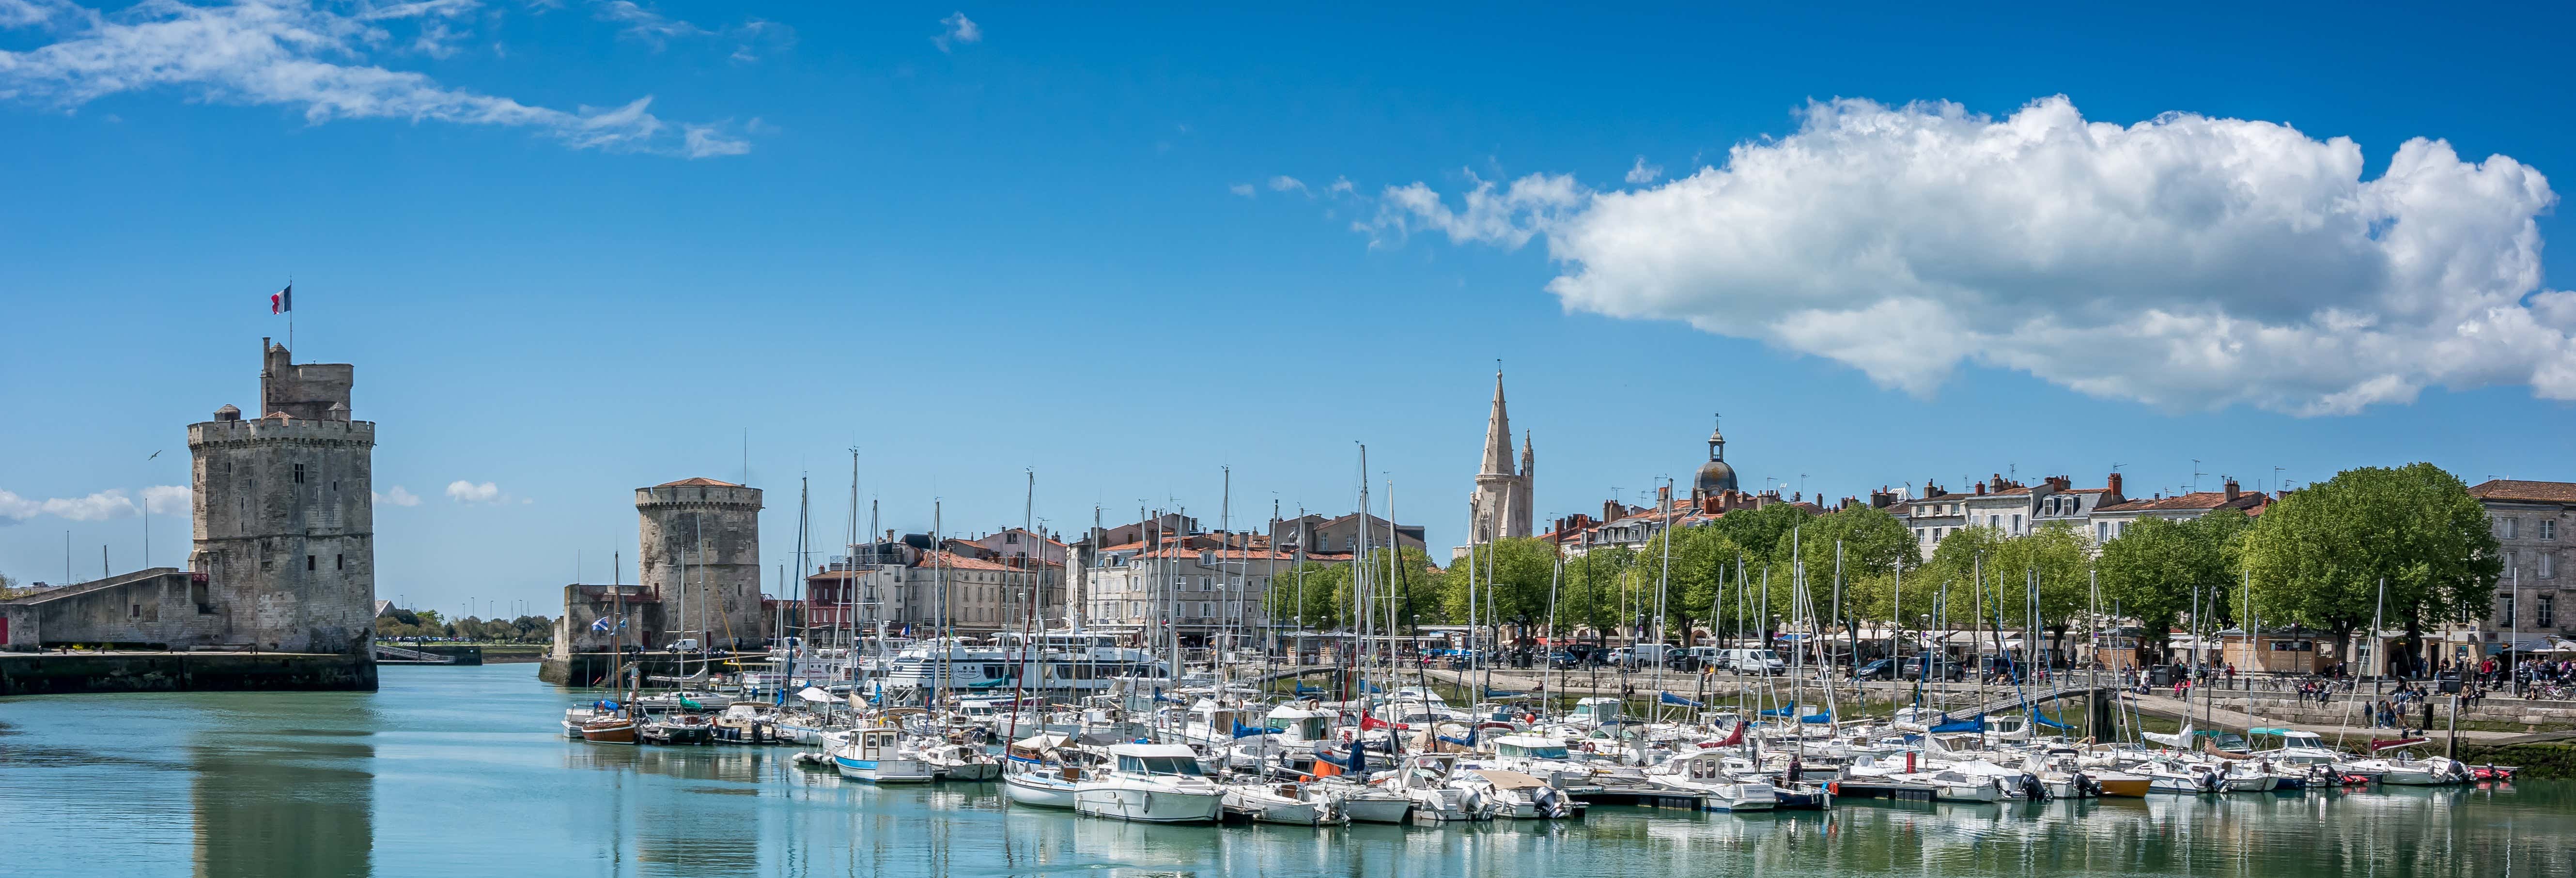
[[1715, 648, 1787, 676], [1899, 656, 1967, 681], [1855, 658, 1898, 681]]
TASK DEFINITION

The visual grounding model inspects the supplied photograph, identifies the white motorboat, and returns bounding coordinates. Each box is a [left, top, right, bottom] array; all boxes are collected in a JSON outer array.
[[1001, 733, 1084, 808], [911, 738, 1002, 781], [1314, 779, 1412, 824], [1378, 753, 1491, 822], [633, 690, 736, 711], [1072, 743, 1225, 823], [2355, 753, 2466, 786], [1453, 768, 1581, 819], [1645, 750, 1776, 811], [830, 727, 936, 783], [1222, 781, 1344, 826]]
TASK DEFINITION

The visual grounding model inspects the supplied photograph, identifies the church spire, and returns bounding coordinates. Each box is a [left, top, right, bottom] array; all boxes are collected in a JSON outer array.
[[1480, 370, 1513, 476]]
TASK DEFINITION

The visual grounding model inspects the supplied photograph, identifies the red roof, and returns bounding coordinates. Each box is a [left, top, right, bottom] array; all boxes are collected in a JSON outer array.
[[2095, 491, 2266, 513], [2469, 479, 2576, 504], [655, 477, 741, 488]]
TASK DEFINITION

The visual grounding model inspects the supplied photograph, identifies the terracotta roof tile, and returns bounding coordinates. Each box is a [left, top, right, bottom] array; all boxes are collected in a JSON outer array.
[[2468, 479, 2576, 504], [655, 477, 741, 488]]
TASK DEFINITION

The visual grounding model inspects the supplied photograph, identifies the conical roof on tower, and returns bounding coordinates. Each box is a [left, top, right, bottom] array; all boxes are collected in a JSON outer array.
[[1480, 370, 1514, 476]]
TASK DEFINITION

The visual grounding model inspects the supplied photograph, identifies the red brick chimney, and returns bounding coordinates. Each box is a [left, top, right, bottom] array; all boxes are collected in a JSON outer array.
[[2107, 472, 2123, 499], [1975, 481, 1988, 495]]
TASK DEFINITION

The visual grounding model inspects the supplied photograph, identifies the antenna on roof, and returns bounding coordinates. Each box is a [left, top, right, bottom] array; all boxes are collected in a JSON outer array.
[[2191, 459, 2204, 493]]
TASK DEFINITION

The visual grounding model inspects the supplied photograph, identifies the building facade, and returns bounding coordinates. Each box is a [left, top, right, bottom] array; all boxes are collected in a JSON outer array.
[[2472, 479, 2576, 636]]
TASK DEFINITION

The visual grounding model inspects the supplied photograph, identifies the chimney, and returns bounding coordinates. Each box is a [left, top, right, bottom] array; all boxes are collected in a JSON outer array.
[[2107, 472, 2124, 499], [2224, 478, 2240, 501], [1604, 500, 1619, 521], [1658, 485, 1671, 503], [1975, 481, 1988, 495]]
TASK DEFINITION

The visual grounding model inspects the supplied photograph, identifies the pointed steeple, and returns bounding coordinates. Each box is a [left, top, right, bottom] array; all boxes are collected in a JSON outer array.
[[1480, 370, 1513, 476], [1519, 430, 1534, 477]]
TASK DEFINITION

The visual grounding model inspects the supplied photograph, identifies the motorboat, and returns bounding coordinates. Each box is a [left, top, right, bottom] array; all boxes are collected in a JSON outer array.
[[562, 706, 597, 739], [1453, 768, 1581, 819], [1222, 781, 1345, 826], [1001, 733, 1085, 808], [1072, 743, 1225, 823], [633, 690, 736, 711], [2354, 752, 2466, 786], [911, 737, 1002, 781], [830, 726, 936, 783], [1645, 750, 1777, 812], [640, 711, 714, 745], [1377, 753, 1491, 822], [1314, 779, 1412, 824]]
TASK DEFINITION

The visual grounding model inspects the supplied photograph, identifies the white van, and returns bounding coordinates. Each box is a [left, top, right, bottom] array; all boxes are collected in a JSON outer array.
[[1717, 648, 1785, 675]]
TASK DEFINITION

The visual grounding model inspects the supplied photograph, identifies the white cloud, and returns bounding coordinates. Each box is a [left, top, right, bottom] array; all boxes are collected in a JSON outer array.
[[1326, 176, 1353, 196], [374, 485, 422, 507], [1360, 96, 2576, 415], [933, 11, 978, 52], [0, 488, 136, 523], [591, 0, 707, 46], [1624, 155, 1661, 185], [1268, 175, 1307, 194], [445, 480, 503, 503], [1360, 169, 1584, 249], [683, 123, 748, 158], [0, 0, 751, 157], [141, 484, 188, 514], [1228, 183, 1255, 198]]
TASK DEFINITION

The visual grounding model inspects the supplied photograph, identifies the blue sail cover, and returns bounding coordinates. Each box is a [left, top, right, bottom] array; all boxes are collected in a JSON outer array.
[[1759, 702, 1798, 718], [1927, 713, 1986, 734], [1800, 712, 1834, 724], [1345, 739, 1369, 774], [1660, 692, 1705, 708], [1233, 721, 1277, 738], [2030, 709, 2073, 730]]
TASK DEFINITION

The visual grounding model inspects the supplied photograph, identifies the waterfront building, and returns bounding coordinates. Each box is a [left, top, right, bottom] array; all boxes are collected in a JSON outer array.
[[1076, 520, 1303, 647], [801, 534, 1044, 639], [2470, 479, 2576, 638]]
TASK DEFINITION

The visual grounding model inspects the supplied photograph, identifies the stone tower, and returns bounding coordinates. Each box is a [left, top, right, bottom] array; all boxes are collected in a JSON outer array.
[[186, 339, 376, 653], [636, 478, 764, 650], [1467, 371, 1535, 543]]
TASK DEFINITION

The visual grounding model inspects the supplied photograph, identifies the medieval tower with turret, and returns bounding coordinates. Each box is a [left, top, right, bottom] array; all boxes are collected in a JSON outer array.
[[186, 339, 377, 654]]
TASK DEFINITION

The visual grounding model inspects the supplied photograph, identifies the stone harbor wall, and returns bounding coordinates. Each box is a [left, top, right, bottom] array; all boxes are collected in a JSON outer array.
[[0, 652, 376, 696]]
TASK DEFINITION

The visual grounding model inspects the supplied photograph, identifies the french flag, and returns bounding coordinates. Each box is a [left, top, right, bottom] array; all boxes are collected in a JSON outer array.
[[270, 284, 292, 314]]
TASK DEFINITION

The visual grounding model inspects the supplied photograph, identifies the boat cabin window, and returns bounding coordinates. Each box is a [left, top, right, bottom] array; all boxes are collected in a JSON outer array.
[[1118, 755, 1204, 776], [1498, 742, 1570, 760], [1295, 718, 1329, 738]]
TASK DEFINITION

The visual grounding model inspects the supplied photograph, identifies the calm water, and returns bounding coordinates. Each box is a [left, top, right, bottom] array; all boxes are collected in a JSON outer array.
[[2, 664, 2572, 878]]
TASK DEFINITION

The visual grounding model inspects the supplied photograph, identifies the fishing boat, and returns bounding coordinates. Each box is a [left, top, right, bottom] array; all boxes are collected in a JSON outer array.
[[830, 726, 935, 783], [1072, 743, 1225, 823]]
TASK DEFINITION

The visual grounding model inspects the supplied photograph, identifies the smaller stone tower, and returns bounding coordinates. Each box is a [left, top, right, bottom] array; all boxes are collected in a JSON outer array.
[[636, 478, 764, 650]]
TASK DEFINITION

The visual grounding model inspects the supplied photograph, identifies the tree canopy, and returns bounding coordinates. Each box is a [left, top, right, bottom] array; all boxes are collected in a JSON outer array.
[[2096, 508, 2248, 648], [2240, 462, 2500, 660]]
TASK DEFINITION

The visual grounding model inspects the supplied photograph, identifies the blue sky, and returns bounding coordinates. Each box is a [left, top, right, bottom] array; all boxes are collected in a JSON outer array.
[[4, 2, 2573, 618]]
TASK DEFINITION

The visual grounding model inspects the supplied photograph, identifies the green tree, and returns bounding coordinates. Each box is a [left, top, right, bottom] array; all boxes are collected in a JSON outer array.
[[1444, 538, 1559, 644], [2241, 462, 2501, 674], [2097, 509, 2249, 653], [1561, 545, 1635, 645], [1707, 502, 1814, 561]]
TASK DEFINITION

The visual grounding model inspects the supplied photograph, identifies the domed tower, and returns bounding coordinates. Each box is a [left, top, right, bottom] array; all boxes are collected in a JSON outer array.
[[1691, 416, 1738, 502]]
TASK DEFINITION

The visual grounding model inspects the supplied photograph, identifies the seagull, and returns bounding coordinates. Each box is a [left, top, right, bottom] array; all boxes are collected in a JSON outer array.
[[147, 450, 160, 461]]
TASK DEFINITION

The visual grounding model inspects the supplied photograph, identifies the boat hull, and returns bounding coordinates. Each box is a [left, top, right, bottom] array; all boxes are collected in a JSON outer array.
[[580, 720, 639, 745], [834, 755, 936, 783], [1339, 797, 1412, 824], [2094, 776, 2151, 798], [1004, 773, 1080, 809], [1073, 785, 1224, 824]]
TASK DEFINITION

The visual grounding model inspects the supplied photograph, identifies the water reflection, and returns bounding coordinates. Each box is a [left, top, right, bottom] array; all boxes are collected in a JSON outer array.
[[188, 734, 372, 878], [1, 666, 2572, 878]]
